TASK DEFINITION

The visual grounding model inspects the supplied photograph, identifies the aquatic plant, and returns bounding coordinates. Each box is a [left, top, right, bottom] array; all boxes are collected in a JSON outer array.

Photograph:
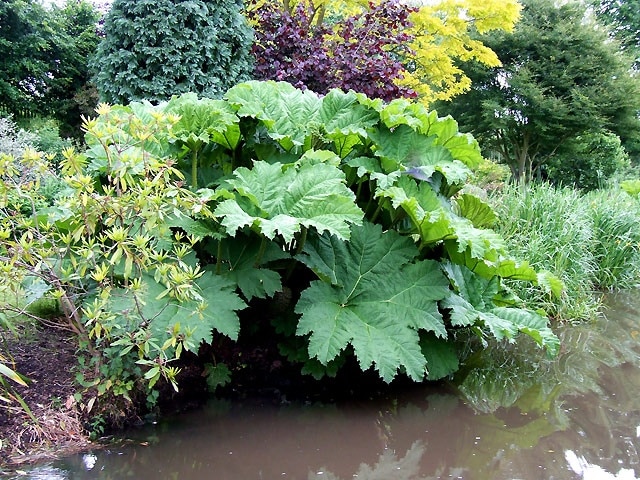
[[491, 182, 599, 320]]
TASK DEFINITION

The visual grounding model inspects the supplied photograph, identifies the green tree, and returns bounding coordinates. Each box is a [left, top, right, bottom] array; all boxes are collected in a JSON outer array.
[[91, 0, 254, 104], [592, 0, 640, 66], [47, 1, 101, 137], [0, 0, 50, 117], [0, 0, 100, 136], [437, 0, 640, 183], [545, 131, 630, 191]]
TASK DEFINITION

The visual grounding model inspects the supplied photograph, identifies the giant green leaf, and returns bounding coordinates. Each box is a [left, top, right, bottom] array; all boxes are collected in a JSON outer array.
[[213, 233, 288, 300], [214, 160, 363, 243], [107, 272, 245, 350], [295, 223, 451, 382], [441, 263, 559, 356], [454, 193, 497, 228], [225, 80, 321, 152], [165, 93, 241, 150], [378, 176, 456, 246], [320, 90, 380, 158]]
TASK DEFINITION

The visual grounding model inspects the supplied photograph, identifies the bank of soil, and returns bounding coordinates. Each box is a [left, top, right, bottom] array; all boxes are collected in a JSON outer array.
[[0, 323, 408, 471], [0, 327, 89, 468]]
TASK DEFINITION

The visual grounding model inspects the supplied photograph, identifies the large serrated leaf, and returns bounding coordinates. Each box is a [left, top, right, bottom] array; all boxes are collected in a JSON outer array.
[[213, 234, 287, 301], [378, 176, 456, 246], [224, 80, 321, 152], [165, 93, 241, 150], [369, 124, 441, 172], [420, 333, 459, 381], [214, 160, 363, 242], [441, 263, 559, 356], [107, 273, 245, 350], [295, 223, 450, 382], [321, 89, 379, 137], [454, 193, 497, 228], [320, 90, 379, 158]]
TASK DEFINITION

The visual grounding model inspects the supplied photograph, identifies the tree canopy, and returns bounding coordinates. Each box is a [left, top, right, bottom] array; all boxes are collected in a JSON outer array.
[[91, 0, 254, 104], [592, 0, 640, 66], [0, 0, 100, 135], [437, 0, 640, 183], [249, 0, 522, 106]]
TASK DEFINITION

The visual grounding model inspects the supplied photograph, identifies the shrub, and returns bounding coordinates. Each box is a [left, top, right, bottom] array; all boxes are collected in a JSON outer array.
[[0, 116, 37, 158], [23, 117, 75, 166], [0, 82, 560, 409], [545, 132, 630, 191], [92, 0, 254, 104]]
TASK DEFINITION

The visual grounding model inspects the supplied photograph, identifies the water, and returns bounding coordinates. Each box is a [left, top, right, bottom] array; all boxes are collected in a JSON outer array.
[[13, 292, 640, 479]]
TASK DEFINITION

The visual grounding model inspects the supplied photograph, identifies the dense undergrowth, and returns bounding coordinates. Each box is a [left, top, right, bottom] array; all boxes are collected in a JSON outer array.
[[0, 81, 563, 418], [2, 81, 640, 437], [492, 183, 640, 320]]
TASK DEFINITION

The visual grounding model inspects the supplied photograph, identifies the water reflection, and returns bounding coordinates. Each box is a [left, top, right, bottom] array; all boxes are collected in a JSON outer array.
[[565, 450, 636, 480], [12, 291, 640, 479]]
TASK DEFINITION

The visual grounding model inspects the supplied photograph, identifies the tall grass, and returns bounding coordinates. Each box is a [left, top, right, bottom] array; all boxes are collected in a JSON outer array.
[[492, 182, 640, 321], [491, 183, 600, 320], [585, 189, 640, 290]]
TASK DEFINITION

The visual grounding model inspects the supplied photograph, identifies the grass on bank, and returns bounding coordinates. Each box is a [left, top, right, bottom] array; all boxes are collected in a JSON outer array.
[[490, 182, 640, 321]]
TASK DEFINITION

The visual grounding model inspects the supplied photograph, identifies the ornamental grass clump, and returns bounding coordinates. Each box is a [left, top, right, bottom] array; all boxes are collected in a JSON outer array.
[[586, 189, 640, 290], [491, 182, 599, 320]]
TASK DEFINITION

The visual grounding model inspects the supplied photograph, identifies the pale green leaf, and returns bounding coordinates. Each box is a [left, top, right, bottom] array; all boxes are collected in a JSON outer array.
[[441, 263, 559, 356], [215, 160, 363, 242], [108, 273, 245, 350], [0, 362, 27, 386], [536, 270, 564, 299], [225, 80, 321, 152], [320, 90, 379, 157], [455, 194, 497, 228], [295, 223, 450, 382]]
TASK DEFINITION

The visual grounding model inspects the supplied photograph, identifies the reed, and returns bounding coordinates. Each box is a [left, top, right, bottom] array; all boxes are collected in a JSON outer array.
[[491, 183, 600, 320], [585, 189, 640, 290]]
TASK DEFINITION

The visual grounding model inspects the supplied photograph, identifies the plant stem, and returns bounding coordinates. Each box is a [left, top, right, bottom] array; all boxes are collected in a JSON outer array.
[[295, 226, 308, 255], [191, 149, 198, 189], [254, 236, 268, 267], [370, 201, 383, 223], [216, 239, 223, 275]]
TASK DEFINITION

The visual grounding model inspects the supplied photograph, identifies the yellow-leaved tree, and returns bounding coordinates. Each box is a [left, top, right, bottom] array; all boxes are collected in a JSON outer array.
[[248, 0, 521, 106], [403, 0, 522, 103]]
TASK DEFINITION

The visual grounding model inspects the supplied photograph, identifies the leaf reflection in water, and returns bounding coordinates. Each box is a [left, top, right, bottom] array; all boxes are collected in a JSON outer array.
[[306, 441, 464, 480]]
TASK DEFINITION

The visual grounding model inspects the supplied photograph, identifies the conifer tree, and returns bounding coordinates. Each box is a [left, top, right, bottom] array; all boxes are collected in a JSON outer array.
[[92, 0, 254, 104]]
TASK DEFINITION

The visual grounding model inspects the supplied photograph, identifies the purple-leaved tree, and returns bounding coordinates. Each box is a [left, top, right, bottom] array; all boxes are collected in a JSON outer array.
[[249, 0, 417, 101]]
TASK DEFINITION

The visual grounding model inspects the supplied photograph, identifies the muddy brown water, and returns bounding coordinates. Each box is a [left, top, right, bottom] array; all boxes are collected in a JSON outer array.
[[14, 291, 640, 479]]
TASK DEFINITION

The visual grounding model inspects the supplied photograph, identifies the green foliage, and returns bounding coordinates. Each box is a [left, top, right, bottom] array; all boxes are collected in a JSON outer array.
[[92, 0, 254, 104], [493, 182, 640, 317], [492, 183, 600, 320], [586, 189, 640, 289], [545, 131, 630, 191], [0, 81, 560, 402], [439, 0, 640, 183], [0, 0, 101, 135], [22, 117, 75, 166], [621, 179, 640, 197], [592, 0, 640, 68], [296, 223, 450, 382]]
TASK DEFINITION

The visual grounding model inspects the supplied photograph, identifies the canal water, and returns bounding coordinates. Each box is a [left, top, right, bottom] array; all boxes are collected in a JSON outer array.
[[14, 292, 640, 479]]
